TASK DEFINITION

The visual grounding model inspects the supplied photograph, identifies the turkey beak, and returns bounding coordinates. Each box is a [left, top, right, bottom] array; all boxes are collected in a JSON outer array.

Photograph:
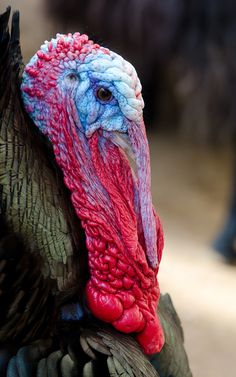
[[127, 120, 158, 269]]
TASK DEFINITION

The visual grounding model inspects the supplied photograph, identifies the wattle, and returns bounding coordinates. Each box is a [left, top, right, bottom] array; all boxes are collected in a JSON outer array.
[[59, 123, 164, 354]]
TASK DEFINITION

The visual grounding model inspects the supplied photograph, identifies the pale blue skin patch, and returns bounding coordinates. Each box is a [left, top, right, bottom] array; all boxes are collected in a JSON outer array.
[[74, 73, 128, 137], [22, 63, 129, 139], [21, 40, 144, 139]]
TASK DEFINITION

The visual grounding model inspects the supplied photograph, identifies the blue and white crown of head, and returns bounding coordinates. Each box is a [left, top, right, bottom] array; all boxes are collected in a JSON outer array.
[[21, 32, 144, 125]]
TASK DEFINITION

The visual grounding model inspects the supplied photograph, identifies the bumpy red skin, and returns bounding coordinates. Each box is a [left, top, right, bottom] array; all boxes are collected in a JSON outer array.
[[21, 35, 164, 354], [85, 136, 164, 354]]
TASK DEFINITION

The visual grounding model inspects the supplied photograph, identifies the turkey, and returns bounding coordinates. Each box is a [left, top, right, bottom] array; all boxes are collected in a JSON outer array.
[[0, 7, 192, 376]]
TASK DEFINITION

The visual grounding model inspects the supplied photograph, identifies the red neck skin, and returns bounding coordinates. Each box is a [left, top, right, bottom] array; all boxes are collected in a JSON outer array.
[[47, 97, 164, 355]]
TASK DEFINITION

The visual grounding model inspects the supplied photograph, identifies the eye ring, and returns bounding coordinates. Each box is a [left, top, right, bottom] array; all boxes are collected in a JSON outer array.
[[96, 87, 113, 102]]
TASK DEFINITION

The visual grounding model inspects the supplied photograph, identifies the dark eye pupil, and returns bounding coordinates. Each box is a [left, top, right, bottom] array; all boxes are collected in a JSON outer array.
[[96, 87, 112, 102]]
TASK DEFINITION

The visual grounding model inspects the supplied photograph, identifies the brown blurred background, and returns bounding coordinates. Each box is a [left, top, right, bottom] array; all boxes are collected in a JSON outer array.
[[1, 0, 236, 376]]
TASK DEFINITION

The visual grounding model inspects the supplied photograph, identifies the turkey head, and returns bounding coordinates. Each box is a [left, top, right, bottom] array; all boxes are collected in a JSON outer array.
[[21, 33, 164, 355]]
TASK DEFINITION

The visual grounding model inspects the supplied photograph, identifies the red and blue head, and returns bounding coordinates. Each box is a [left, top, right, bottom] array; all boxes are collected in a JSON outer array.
[[21, 32, 164, 354]]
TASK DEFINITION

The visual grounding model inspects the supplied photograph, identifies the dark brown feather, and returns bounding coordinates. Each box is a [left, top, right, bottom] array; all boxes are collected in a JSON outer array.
[[59, 322, 160, 377]]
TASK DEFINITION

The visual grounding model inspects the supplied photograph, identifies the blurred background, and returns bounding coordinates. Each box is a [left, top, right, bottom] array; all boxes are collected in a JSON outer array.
[[1, 0, 236, 376]]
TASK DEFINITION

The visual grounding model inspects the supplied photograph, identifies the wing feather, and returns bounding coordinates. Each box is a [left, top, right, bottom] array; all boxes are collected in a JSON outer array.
[[77, 326, 160, 377], [151, 294, 193, 377]]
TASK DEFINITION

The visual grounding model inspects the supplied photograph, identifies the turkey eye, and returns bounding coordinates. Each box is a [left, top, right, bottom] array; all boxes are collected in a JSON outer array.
[[96, 87, 113, 102], [67, 73, 78, 82]]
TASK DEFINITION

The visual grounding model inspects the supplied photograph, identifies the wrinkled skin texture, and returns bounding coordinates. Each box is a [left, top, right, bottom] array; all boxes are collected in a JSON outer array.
[[21, 33, 164, 354]]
